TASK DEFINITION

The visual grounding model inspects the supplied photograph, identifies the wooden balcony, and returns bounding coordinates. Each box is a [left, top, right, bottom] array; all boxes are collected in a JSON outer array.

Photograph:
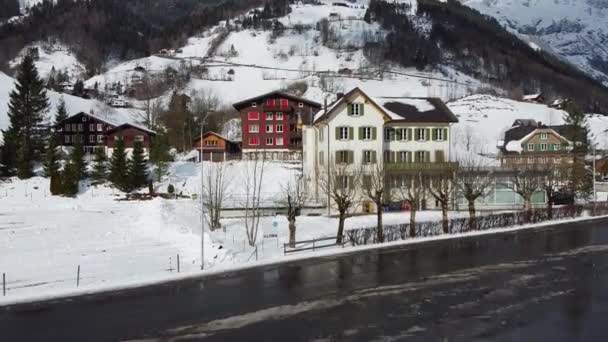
[[384, 162, 459, 172]]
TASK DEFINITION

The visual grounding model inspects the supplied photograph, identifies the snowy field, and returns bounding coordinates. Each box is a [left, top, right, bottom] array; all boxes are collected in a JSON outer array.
[[0, 169, 464, 305]]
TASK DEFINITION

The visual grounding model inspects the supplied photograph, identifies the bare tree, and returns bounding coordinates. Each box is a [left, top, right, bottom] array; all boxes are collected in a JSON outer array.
[[540, 163, 570, 219], [362, 163, 386, 242], [243, 154, 266, 247], [204, 161, 233, 230], [396, 172, 426, 238], [453, 164, 494, 231], [506, 167, 546, 222], [319, 161, 361, 244], [427, 173, 454, 234], [281, 173, 307, 247]]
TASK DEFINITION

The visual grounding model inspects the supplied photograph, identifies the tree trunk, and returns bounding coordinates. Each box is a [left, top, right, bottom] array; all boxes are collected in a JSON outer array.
[[546, 190, 553, 219], [468, 199, 476, 231], [442, 202, 449, 234], [336, 211, 346, 244], [376, 205, 384, 243], [409, 207, 416, 238], [524, 197, 531, 222], [288, 217, 296, 248]]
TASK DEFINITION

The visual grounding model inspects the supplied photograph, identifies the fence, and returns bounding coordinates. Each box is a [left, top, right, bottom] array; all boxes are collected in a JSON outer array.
[[283, 236, 346, 255], [346, 205, 594, 246]]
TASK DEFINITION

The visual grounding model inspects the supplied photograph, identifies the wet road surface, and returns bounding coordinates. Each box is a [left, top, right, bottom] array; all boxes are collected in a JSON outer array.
[[2, 218, 608, 341]]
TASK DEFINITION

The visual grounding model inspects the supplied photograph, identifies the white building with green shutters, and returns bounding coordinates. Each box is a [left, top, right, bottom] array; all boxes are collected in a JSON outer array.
[[303, 87, 459, 213]]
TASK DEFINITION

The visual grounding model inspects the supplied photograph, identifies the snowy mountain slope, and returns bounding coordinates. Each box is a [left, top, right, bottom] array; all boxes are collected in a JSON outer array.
[[462, 0, 608, 86], [9, 40, 86, 81], [0, 72, 143, 140]]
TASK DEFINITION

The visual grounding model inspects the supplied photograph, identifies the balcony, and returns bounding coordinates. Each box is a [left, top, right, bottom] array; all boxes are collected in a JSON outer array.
[[384, 162, 459, 172]]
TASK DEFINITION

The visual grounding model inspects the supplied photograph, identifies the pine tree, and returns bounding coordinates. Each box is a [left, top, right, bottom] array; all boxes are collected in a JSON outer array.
[[54, 97, 69, 125], [149, 133, 171, 182], [563, 100, 591, 199], [1, 55, 49, 178], [61, 162, 80, 197], [43, 138, 60, 177], [128, 141, 149, 190], [91, 148, 108, 185], [109, 139, 129, 192], [71, 139, 87, 180]]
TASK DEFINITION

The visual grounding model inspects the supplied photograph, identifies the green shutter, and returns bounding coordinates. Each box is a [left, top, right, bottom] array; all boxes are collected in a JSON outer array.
[[348, 127, 354, 140], [443, 128, 448, 141], [335, 151, 340, 163], [425, 151, 431, 162], [391, 151, 396, 164], [407, 128, 412, 141], [347, 104, 352, 116], [362, 150, 367, 163], [372, 151, 377, 163], [348, 150, 354, 164], [335, 127, 340, 140], [360, 104, 364, 116], [426, 128, 431, 141], [358, 127, 364, 141], [372, 127, 377, 140], [432, 128, 437, 141]]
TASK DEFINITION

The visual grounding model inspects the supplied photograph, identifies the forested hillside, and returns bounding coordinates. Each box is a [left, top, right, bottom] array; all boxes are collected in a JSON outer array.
[[364, 0, 608, 112], [0, 0, 20, 20], [0, 0, 289, 75]]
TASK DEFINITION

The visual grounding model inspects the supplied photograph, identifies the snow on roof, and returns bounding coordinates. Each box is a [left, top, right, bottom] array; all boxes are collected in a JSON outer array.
[[505, 140, 523, 153], [523, 94, 541, 100]]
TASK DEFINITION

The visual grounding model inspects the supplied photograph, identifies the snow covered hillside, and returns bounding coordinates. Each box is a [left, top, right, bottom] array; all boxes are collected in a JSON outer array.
[[462, 0, 608, 86], [9, 40, 86, 81], [0, 72, 143, 140], [85, 0, 480, 109], [448, 94, 608, 164]]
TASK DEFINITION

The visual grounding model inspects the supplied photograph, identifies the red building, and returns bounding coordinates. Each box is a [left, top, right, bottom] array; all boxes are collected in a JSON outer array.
[[233, 91, 321, 160], [56, 112, 116, 154], [106, 123, 156, 157]]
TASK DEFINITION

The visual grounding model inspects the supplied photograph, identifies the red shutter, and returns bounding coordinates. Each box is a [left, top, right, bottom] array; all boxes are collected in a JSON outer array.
[[280, 99, 288, 108]]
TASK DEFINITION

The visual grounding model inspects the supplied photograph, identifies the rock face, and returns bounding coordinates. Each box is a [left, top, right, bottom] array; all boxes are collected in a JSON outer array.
[[462, 0, 608, 86]]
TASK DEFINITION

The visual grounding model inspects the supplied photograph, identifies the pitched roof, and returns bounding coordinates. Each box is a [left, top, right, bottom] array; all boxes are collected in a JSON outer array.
[[501, 120, 574, 153], [232, 90, 321, 110], [193, 131, 237, 143], [313, 87, 458, 124], [106, 123, 156, 135]]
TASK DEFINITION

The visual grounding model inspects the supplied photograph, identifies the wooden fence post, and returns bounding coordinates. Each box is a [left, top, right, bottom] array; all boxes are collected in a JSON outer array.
[[76, 265, 80, 287], [3, 273, 5, 296], [177, 254, 180, 273]]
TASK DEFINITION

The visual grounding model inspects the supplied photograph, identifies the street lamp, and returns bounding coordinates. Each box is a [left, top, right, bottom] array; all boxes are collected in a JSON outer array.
[[316, 122, 331, 216], [199, 112, 211, 270]]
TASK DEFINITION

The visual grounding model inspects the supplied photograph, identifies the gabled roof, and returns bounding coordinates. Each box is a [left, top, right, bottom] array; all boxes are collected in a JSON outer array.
[[501, 120, 573, 153], [313, 87, 458, 124], [106, 123, 156, 135], [233, 90, 321, 110], [193, 131, 237, 143], [57, 111, 117, 127]]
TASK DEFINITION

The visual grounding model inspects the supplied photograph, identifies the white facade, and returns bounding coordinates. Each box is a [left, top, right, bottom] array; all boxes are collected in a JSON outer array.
[[304, 88, 456, 213]]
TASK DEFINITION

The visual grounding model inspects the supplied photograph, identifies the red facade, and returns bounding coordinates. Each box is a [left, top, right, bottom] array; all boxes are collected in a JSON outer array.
[[56, 112, 116, 153], [234, 91, 321, 153], [106, 124, 155, 149]]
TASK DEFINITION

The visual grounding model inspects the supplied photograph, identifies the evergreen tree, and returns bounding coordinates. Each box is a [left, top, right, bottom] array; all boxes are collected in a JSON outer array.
[[1, 55, 49, 178], [149, 133, 171, 182], [60, 162, 80, 196], [91, 148, 108, 185], [54, 97, 69, 125], [128, 141, 149, 190], [71, 139, 87, 179], [563, 100, 592, 199], [43, 137, 60, 177], [109, 139, 129, 192]]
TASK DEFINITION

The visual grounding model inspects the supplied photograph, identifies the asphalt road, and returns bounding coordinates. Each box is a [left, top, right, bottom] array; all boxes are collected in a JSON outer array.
[[2, 218, 608, 341]]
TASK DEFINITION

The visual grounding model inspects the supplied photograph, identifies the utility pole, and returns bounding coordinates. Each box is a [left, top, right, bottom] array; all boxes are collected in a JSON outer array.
[[593, 143, 597, 203]]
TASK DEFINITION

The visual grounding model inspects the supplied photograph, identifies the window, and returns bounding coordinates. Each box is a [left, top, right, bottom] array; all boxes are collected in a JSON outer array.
[[298, 102, 304, 108], [205, 140, 218, 146], [349, 103, 363, 116], [266, 99, 275, 107], [435, 150, 445, 162], [527, 143, 535, 151], [416, 151, 427, 162], [97, 135, 103, 143], [247, 111, 259, 120], [338, 175, 349, 190], [82, 116, 87, 122], [280, 99, 289, 108], [319, 151, 324, 165], [337, 150, 350, 163], [276, 125, 284, 133], [72, 123, 77, 132], [266, 137, 274, 145], [435, 128, 444, 141], [89, 124, 95, 131], [338, 127, 349, 140], [249, 124, 259, 133], [251, 102, 257, 108], [540, 143, 547, 151], [78, 124, 83, 132], [395, 128, 409, 141], [65, 135, 71, 143], [416, 128, 426, 141], [276, 112, 284, 120], [134, 135, 144, 142], [554, 144, 560, 151], [97, 124, 103, 132], [384, 128, 395, 141], [362, 127, 372, 140], [540, 133, 548, 140], [65, 124, 71, 132], [249, 137, 259, 145], [265, 112, 273, 120], [266, 125, 273, 133], [363, 150, 375, 164], [89, 135, 95, 143], [398, 151, 411, 163], [275, 137, 284, 146], [114, 136, 121, 141]]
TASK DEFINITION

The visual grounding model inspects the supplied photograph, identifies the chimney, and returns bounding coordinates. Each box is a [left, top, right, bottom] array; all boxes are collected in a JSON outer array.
[[324, 98, 328, 113], [336, 92, 344, 100]]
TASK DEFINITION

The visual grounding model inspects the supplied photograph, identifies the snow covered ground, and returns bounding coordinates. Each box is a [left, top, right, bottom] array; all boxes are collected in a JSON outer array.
[[9, 41, 86, 81]]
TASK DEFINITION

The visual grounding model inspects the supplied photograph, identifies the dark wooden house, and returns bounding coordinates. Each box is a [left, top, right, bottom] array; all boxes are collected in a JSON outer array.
[[193, 131, 241, 162]]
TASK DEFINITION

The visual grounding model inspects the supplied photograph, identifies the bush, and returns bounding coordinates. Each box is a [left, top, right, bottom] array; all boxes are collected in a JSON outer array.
[[167, 184, 175, 194]]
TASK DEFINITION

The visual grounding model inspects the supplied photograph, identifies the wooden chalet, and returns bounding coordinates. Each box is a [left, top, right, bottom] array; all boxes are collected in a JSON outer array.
[[193, 131, 241, 162]]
